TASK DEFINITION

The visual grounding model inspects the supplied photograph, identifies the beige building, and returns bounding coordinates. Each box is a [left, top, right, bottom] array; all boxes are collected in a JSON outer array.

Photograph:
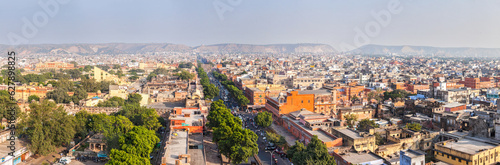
[[330, 128, 377, 152], [109, 85, 129, 99], [434, 138, 500, 165], [288, 76, 326, 89], [91, 66, 126, 85]]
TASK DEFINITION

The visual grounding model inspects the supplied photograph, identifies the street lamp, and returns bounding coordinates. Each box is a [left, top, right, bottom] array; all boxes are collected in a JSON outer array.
[[265, 150, 276, 165]]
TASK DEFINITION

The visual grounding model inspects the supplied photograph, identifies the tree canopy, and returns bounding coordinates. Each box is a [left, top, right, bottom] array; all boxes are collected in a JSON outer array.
[[287, 136, 336, 165], [255, 111, 273, 128], [357, 119, 378, 132]]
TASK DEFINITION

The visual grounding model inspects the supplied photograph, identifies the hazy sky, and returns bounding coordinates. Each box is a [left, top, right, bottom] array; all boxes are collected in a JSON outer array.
[[1, 0, 499, 51]]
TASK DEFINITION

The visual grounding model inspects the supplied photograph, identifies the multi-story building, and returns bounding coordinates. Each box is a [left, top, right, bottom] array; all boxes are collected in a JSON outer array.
[[34, 62, 75, 71], [434, 138, 500, 165], [91, 66, 126, 85], [400, 149, 425, 165], [288, 76, 326, 89], [330, 128, 377, 152], [281, 109, 341, 147], [459, 77, 494, 89]]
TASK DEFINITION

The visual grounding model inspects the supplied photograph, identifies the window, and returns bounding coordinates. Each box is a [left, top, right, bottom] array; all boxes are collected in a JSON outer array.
[[301, 101, 304, 103], [308, 100, 310, 103]]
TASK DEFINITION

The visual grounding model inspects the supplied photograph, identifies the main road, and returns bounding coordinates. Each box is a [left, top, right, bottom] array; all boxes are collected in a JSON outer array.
[[209, 71, 291, 165]]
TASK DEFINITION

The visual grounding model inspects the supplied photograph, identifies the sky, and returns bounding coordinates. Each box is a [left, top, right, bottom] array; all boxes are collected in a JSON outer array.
[[1, 0, 499, 51]]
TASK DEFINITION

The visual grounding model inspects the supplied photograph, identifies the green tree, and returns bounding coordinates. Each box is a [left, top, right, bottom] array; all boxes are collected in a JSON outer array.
[[265, 131, 286, 147], [405, 123, 422, 132], [288, 136, 336, 165], [46, 88, 70, 103], [28, 95, 40, 103], [113, 64, 121, 69], [255, 111, 273, 128], [126, 93, 142, 104], [175, 70, 195, 80], [74, 110, 90, 138], [107, 149, 149, 165], [344, 114, 357, 128], [18, 101, 76, 155], [357, 119, 378, 132], [71, 87, 88, 104], [97, 97, 125, 107]]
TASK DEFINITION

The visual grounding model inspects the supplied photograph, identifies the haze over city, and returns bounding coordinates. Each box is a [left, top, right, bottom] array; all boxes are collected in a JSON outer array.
[[1, 0, 500, 50]]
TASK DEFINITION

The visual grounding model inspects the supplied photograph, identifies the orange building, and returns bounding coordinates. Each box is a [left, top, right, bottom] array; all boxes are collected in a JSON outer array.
[[14, 85, 54, 102], [335, 85, 369, 107], [459, 77, 494, 89], [34, 62, 75, 71], [216, 64, 223, 68], [281, 110, 342, 148], [265, 91, 315, 121], [170, 107, 205, 133], [406, 84, 429, 93]]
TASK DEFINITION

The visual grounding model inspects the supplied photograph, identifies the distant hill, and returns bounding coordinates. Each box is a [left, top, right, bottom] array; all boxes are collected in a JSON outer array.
[[0, 43, 335, 56], [193, 43, 336, 54], [351, 44, 500, 58], [0, 43, 192, 56]]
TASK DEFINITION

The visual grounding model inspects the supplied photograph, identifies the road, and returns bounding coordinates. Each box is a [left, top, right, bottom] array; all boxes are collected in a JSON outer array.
[[209, 71, 291, 165]]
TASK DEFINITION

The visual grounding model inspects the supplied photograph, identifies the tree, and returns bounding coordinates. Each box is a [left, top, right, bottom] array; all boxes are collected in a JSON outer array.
[[0, 91, 21, 127], [357, 119, 377, 132], [18, 101, 76, 155], [118, 126, 159, 158], [46, 88, 70, 103], [97, 97, 125, 107], [107, 149, 149, 165], [383, 89, 411, 101], [218, 127, 258, 164], [255, 111, 273, 128], [126, 93, 142, 104], [74, 110, 90, 138], [28, 95, 40, 103], [344, 114, 357, 128], [146, 73, 157, 82], [66, 69, 82, 80], [70, 61, 78, 67], [116, 104, 161, 131], [81, 78, 100, 92], [405, 123, 422, 132], [71, 87, 88, 104], [175, 70, 195, 80], [287, 140, 306, 163], [113, 64, 121, 69], [288, 136, 335, 165], [265, 131, 286, 147], [128, 75, 139, 81]]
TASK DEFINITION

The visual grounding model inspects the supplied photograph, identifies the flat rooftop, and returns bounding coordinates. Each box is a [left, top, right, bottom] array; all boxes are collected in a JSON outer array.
[[402, 149, 425, 158], [341, 152, 384, 164], [441, 138, 496, 155], [0, 138, 28, 160], [335, 128, 363, 139], [284, 116, 338, 143], [166, 131, 188, 165], [297, 89, 331, 95]]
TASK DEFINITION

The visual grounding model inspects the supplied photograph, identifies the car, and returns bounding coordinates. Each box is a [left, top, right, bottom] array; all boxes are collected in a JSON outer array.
[[265, 145, 277, 150]]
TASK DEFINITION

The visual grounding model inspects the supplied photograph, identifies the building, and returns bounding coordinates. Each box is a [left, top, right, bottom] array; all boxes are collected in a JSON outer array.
[[164, 107, 206, 165], [332, 151, 388, 165], [14, 85, 54, 102], [330, 128, 377, 152], [34, 61, 75, 71], [281, 109, 342, 148], [442, 102, 466, 112], [108, 85, 129, 99], [459, 77, 494, 89], [243, 84, 285, 109], [434, 138, 500, 165], [265, 91, 315, 121], [400, 149, 425, 165], [0, 130, 31, 165], [91, 66, 126, 85], [288, 76, 326, 89]]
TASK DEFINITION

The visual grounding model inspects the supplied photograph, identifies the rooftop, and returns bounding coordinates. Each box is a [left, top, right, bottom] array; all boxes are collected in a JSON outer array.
[[166, 130, 188, 165], [297, 89, 331, 95], [440, 138, 496, 155], [335, 128, 363, 139], [340, 151, 385, 164]]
